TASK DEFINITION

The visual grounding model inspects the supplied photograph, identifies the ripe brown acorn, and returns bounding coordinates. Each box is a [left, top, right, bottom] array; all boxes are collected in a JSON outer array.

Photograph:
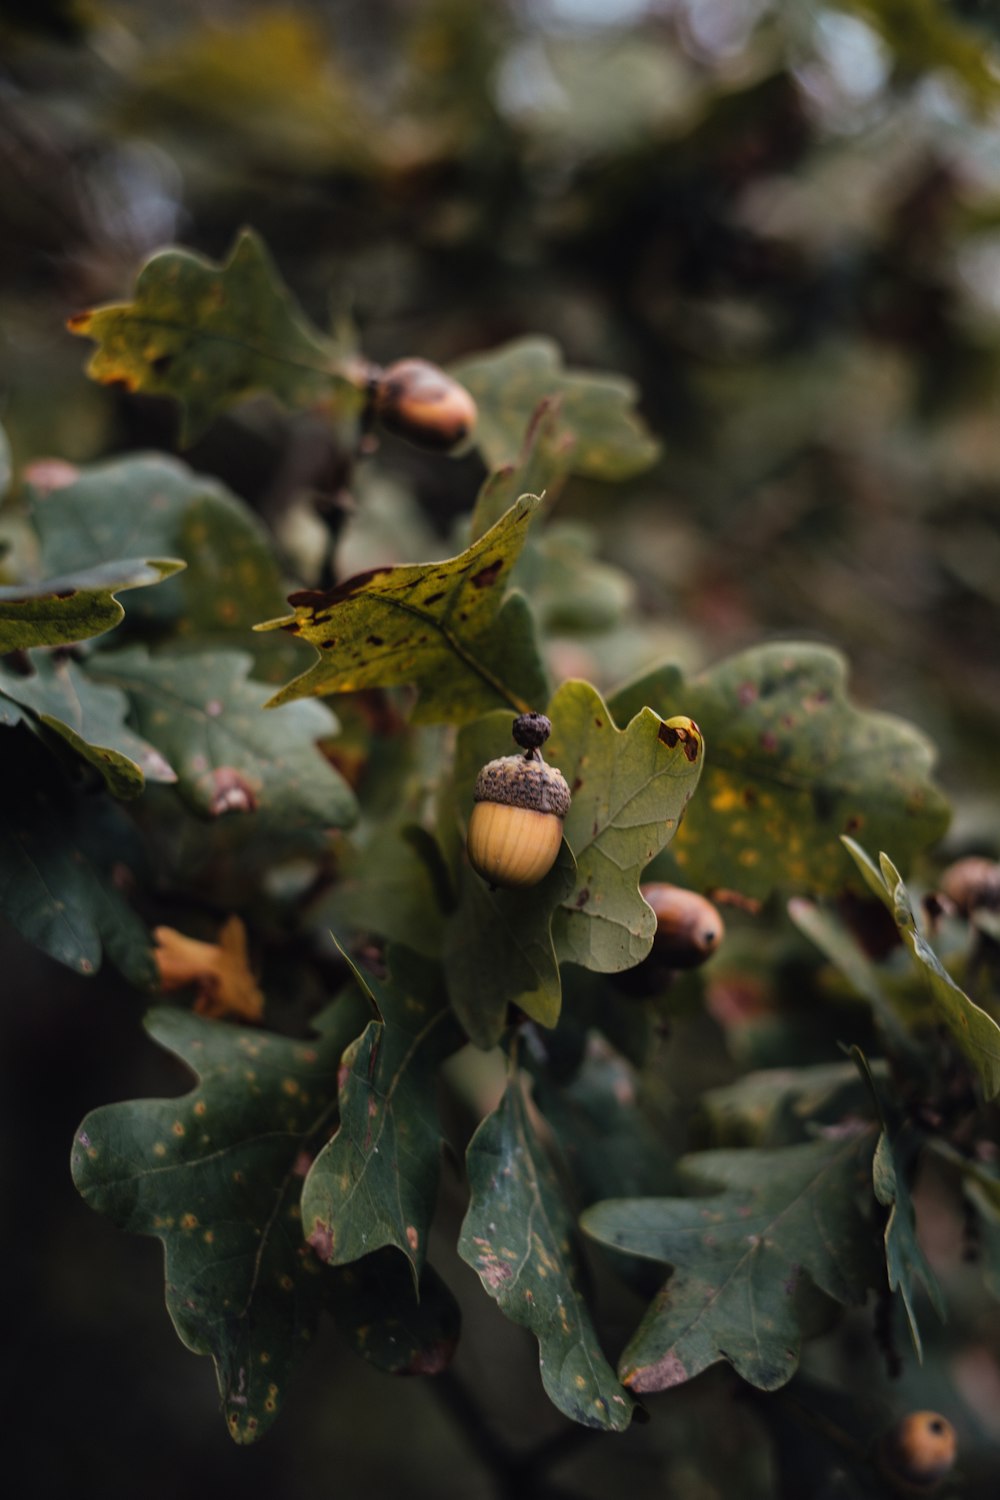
[[641, 882, 724, 968], [373, 358, 477, 451], [877, 1411, 957, 1493], [939, 855, 1000, 917], [467, 712, 571, 889]]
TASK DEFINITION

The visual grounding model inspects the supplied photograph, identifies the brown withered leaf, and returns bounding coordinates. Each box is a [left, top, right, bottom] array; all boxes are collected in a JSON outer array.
[[154, 916, 264, 1022]]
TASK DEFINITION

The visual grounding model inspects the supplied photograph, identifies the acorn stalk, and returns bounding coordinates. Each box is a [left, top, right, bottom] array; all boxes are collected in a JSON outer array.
[[467, 713, 571, 889]]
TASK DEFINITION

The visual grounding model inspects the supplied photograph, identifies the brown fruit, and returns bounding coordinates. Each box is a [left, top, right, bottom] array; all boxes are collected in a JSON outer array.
[[939, 856, 1000, 916], [373, 358, 477, 450], [641, 882, 724, 968], [877, 1411, 957, 1492], [467, 713, 571, 890]]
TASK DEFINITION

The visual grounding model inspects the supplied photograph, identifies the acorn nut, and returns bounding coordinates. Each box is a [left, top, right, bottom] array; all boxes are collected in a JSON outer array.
[[877, 1411, 957, 1493], [373, 358, 477, 451], [641, 882, 724, 969], [467, 713, 571, 889]]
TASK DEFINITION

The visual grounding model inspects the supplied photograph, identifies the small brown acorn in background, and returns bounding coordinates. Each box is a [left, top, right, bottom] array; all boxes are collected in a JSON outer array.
[[641, 882, 725, 969], [876, 1411, 957, 1493], [372, 358, 477, 451], [939, 855, 1000, 917], [467, 712, 571, 890]]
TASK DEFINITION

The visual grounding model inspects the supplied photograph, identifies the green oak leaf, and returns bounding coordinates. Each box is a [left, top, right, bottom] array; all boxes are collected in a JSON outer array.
[[328, 1251, 460, 1376], [87, 646, 356, 831], [71, 996, 369, 1444], [0, 733, 155, 982], [0, 653, 176, 799], [787, 897, 920, 1066], [547, 678, 704, 971], [582, 1132, 878, 1393], [29, 454, 300, 681], [0, 557, 184, 652], [459, 1076, 636, 1432], [701, 1060, 890, 1150], [258, 495, 549, 723], [844, 839, 1000, 1098], [68, 229, 361, 444], [443, 843, 577, 1049], [452, 336, 660, 479], [470, 396, 574, 542], [873, 1128, 945, 1360], [302, 947, 462, 1281], [532, 1037, 678, 1205], [610, 644, 950, 900], [318, 822, 450, 960]]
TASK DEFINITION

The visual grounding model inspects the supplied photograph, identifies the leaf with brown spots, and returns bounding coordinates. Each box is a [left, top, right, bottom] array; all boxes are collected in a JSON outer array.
[[609, 644, 949, 901], [0, 556, 185, 653], [582, 1132, 879, 1394], [452, 336, 660, 481], [258, 495, 549, 724], [87, 646, 357, 833], [71, 991, 370, 1443], [68, 229, 362, 444], [844, 840, 1000, 1098], [458, 1075, 636, 1432], [301, 946, 463, 1282]]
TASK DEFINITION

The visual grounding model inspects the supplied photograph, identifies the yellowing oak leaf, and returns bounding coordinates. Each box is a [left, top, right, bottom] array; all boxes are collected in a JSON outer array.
[[68, 229, 362, 444], [154, 916, 264, 1023], [257, 495, 549, 724]]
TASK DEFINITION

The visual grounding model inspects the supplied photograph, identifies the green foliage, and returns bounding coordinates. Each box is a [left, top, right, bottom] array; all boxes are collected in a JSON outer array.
[[0, 557, 184, 652], [0, 204, 987, 1480], [459, 1075, 636, 1432], [87, 646, 356, 830], [582, 1132, 879, 1393], [71, 1000, 364, 1442], [453, 336, 660, 480], [611, 646, 950, 899], [68, 230, 361, 444], [844, 839, 1000, 1097], [0, 736, 156, 981], [0, 652, 176, 799], [301, 947, 462, 1280], [28, 454, 300, 679]]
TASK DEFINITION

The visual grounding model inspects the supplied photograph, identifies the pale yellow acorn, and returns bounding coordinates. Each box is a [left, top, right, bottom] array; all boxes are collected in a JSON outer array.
[[467, 712, 571, 889]]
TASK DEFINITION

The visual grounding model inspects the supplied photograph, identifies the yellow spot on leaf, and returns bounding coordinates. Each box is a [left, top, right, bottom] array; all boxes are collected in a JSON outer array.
[[180, 1213, 198, 1230]]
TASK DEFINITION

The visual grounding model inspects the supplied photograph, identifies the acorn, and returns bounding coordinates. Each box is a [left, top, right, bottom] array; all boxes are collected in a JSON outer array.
[[641, 882, 724, 969], [467, 712, 571, 889], [877, 1411, 957, 1493], [939, 856, 1000, 917], [372, 358, 477, 451]]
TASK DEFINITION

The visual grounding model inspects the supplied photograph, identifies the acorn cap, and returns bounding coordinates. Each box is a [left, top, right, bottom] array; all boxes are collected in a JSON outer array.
[[474, 756, 571, 818]]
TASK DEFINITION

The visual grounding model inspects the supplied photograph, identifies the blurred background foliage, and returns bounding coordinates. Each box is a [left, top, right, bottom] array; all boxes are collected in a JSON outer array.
[[3, 1, 1000, 1496]]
